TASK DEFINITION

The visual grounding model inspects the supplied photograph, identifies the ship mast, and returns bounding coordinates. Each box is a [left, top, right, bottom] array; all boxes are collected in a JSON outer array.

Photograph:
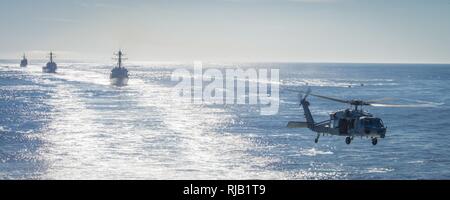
[[50, 52, 53, 63], [118, 50, 122, 68], [114, 50, 127, 68]]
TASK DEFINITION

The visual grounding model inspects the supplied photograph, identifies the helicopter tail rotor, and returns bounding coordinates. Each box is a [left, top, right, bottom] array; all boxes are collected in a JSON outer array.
[[301, 87, 312, 101], [297, 87, 312, 106]]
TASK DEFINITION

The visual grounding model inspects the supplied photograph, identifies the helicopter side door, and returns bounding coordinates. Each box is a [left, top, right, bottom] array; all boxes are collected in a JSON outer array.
[[338, 119, 348, 135]]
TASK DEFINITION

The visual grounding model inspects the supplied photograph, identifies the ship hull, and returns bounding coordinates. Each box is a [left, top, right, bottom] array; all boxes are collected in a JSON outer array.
[[20, 59, 27, 67], [110, 77, 129, 86], [42, 67, 57, 73]]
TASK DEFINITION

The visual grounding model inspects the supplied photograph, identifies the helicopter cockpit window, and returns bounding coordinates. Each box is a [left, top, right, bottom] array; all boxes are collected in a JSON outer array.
[[363, 118, 384, 128]]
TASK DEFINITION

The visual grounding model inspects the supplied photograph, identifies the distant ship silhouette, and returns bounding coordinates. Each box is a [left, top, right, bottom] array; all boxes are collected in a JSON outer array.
[[42, 52, 57, 73], [20, 54, 28, 67], [110, 50, 129, 86]]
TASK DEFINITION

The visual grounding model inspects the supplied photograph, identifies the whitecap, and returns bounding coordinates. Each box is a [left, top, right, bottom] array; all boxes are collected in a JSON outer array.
[[407, 160, 425, 164], [367, 167, 394, 173], [0, 126, 10, 133], [299, 148, 333, 156]]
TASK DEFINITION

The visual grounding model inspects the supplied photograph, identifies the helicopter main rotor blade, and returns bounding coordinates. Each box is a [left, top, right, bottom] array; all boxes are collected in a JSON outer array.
[[308, 93, 351, 104], [369, 103, 439, 108], [365, 98, 397, 104], [286, 88, 441, 108]]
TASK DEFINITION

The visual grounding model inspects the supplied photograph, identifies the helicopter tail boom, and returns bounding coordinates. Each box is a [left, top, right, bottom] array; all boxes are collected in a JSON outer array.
[[287, 121, 308, 128], [301, 99, 315, 129]]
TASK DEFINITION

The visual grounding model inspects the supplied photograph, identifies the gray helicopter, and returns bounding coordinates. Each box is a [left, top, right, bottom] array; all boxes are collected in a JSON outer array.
[[287, 88, 418, 146]]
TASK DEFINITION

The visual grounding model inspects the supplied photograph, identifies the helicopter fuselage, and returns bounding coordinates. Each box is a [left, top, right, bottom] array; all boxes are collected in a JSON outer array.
[[327, 109, 387, 138], [288, 95, 387, 145]]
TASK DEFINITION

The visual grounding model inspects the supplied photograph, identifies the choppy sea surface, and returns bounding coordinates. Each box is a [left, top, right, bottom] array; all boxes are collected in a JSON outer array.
[[1, 60, 449, 179]]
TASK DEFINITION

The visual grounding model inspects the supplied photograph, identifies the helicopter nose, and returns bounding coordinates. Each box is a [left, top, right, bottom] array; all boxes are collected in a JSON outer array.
[[378, 128, 387, 138]]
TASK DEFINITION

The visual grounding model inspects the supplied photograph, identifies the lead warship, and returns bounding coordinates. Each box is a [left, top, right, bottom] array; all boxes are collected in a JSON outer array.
[[42, 52, 57, 73], [110, 50, 129, 86], [20, 54, 28, 67]]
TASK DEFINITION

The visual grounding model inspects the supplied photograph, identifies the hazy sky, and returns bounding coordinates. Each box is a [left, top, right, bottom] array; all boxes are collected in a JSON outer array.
[[1, 0, 449, 63]]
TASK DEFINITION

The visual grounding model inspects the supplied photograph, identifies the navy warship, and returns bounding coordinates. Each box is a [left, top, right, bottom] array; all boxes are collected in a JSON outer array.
[[20, 54, 28, 67], [42, 52, 57, 73], [110, 50, 129, 86]]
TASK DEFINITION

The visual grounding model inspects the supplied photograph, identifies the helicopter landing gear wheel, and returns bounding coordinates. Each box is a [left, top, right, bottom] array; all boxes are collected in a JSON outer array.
[[372, 138, 378, 146], [345, 137, 352, 145]]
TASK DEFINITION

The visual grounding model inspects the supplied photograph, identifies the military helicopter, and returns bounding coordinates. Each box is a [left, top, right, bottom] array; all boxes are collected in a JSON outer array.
[[287, 88, 425, 146]]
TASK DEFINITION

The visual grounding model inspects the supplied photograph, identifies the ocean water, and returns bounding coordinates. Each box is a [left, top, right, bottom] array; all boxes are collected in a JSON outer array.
[[0, 61, 449, 180]]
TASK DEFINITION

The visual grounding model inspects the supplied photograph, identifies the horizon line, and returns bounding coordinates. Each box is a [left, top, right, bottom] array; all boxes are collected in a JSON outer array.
[[1, 58, 450, 65]]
